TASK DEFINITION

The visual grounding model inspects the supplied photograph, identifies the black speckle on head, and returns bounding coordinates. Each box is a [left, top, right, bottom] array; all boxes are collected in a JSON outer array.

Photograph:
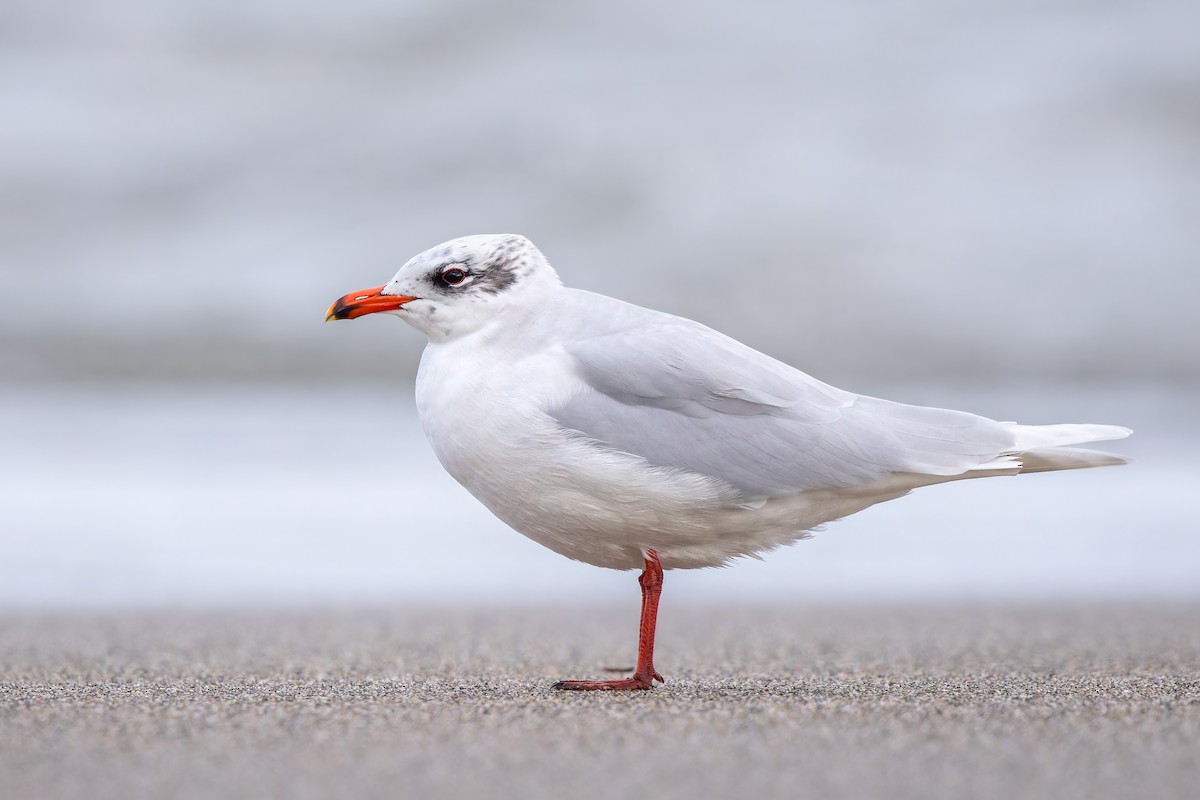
[[473, 264, 518, 295], [458, 238, 523, 295], [478, 237, 530, 294], [424, 235, 532, 298]]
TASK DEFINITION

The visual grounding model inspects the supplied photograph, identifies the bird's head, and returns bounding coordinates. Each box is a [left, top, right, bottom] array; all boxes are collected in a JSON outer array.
[[325, 234, 561, 341]]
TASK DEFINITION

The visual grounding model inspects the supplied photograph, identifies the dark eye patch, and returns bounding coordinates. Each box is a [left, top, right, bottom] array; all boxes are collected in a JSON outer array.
[[435, 265, 469, 288]]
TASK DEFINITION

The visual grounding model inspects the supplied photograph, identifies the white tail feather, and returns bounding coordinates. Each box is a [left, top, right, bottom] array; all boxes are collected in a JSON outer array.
[[963, 424, 1132, 478], [1007, 423, 1132, 451]]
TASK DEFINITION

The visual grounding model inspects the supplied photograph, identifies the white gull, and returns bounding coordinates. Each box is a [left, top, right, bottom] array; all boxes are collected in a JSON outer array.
[[326, 233, 1131, 690]]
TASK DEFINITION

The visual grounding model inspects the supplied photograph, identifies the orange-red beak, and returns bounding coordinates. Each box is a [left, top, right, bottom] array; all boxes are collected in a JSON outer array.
[[325, 286, 417, 321]]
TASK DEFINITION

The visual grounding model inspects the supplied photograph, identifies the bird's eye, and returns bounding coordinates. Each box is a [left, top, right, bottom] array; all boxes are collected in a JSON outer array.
[[439, 266, 468, 286]]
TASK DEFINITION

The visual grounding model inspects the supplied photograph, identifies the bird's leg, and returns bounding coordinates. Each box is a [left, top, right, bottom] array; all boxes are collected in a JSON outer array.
[[554, 549, 665, 691]]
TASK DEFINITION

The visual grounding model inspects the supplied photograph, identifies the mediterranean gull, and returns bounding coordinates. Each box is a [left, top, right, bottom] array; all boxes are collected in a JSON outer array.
[[326, 233, 1131, 691]]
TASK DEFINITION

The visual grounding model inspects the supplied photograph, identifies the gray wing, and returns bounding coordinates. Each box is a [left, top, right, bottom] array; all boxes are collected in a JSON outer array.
[[549, 321, 1016, 498]]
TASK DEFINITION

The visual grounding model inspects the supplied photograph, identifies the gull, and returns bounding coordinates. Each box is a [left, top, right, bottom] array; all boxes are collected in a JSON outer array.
[[326, 234, 1131, 691]]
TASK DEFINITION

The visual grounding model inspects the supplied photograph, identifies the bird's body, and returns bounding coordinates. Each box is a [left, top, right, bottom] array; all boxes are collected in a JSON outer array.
[[415, 284, 1126, 571], [328, 233, 1131, 690]]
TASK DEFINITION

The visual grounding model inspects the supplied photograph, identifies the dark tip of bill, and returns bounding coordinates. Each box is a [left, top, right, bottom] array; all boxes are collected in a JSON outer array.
[[326, 299, 351, 321]]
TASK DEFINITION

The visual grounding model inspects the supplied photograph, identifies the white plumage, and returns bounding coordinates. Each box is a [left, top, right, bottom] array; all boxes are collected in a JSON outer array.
[[331, 233, 1131, 572]]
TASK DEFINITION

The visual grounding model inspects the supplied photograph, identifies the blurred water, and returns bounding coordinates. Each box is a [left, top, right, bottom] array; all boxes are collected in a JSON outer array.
[[2, 1, 1195, 609], [2, 0, 1198, 383], [1, 381, 1193, 609]]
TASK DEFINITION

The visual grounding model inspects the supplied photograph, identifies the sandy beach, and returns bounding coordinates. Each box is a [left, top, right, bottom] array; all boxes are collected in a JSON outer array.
[[2, 604, 1197, 800]]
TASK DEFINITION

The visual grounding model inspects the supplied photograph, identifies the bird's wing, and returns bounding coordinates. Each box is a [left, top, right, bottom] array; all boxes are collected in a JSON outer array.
[[549, 320, 1017, 498]]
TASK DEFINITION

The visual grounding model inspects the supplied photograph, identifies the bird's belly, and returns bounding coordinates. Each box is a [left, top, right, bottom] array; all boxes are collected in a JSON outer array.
[[422, 404, 722, 569]]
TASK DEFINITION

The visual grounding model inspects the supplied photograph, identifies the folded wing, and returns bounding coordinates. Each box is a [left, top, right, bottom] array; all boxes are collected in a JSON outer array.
[[549, 320, 1121, 499]]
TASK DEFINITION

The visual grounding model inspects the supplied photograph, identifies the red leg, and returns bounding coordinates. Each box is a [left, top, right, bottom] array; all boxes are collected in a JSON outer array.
[[554, 550, 666, 691]]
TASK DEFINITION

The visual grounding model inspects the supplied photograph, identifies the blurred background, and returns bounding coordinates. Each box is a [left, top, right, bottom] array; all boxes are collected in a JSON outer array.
[[2, 0, 1196, 609]]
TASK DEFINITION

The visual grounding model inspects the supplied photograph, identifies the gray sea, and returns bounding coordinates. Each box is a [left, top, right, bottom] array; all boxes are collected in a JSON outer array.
[[2, 0, 1198, 385], [1, 381, 1191, 609]]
